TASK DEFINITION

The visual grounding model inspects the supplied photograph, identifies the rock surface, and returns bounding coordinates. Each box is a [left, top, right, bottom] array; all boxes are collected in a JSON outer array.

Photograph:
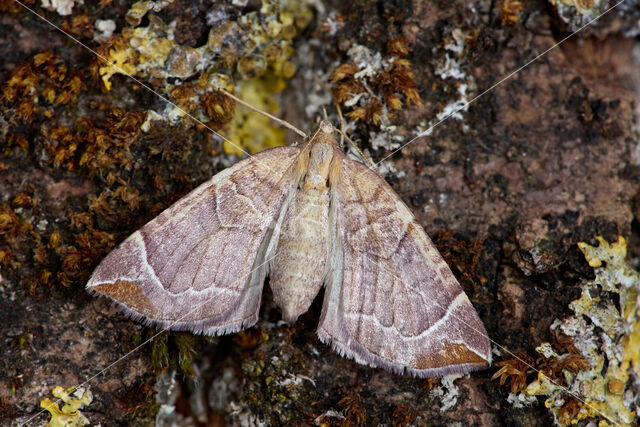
[[1, 0, 639, 425]]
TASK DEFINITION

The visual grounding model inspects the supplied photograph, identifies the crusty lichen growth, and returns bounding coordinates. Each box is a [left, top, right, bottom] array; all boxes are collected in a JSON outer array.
[[99, 0, 308, 86], [578, 236, 638, 319], [40, 386, 92, 427], [548, 0, 609, 31], [97, 0, 313, 154], [523, 236, 639, 426]]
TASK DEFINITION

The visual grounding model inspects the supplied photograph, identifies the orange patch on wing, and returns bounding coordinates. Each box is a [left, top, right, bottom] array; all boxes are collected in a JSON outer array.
[[94, 280, 158, 317], [415, 342, 488, 369]]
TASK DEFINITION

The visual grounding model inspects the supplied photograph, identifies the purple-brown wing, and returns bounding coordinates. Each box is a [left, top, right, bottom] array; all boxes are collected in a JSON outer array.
[[87, 146, 301, 335], [318, 158, 491, 377]]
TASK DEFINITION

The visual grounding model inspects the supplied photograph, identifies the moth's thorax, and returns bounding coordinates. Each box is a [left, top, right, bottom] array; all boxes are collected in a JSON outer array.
[[269, 129, 338, 322], [305, 141, 333, 189]]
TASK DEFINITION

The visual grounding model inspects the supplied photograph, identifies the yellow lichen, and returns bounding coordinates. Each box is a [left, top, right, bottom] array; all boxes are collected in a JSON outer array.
[[224, 78, 286, 156], [97, 0, 312, 153], [578, 236, 638, 319], [551, 0, 596, 10], [523, 236, 639, 426], [40, 385, 92, 427], [99, 25, 176, 90], [578, 235, 626, 268], [526, 372, 562, 396], [548, 0, 609, 30], [99, 0, 310, 87]]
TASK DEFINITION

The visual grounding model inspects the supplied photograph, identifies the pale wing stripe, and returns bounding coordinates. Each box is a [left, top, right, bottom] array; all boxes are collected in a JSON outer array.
[[138, 231, 163, 287], [343, 291, 466, 342], [88, 231, 154, 286]]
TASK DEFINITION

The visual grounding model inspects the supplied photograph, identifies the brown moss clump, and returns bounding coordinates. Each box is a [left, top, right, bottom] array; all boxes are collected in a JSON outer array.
[[1, 49, 215, 296], [500, 0, 524, 25], [330, 37, 421, 126], [492, 352, 536, 393]]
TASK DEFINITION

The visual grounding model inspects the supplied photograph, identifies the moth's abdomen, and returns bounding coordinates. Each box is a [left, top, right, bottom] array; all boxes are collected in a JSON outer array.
[[270, 186, 330, 322]]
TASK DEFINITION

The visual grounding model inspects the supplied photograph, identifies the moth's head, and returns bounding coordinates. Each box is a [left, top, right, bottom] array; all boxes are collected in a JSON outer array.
[[318, 119, 335, 135]]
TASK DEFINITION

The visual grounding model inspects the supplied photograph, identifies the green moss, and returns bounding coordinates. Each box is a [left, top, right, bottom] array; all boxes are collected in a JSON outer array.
[[151, 332, 170, 373], [150, 331, 205, 377], [131, 333, 142, 347], [174, 332, 198, 377]]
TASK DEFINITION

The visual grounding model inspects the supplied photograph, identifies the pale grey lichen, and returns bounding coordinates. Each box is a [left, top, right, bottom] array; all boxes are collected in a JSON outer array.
[[429, 373, 465, 412]]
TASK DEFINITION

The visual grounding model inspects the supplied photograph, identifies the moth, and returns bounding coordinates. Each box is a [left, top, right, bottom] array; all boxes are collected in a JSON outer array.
[[87, 119, 491, 377]]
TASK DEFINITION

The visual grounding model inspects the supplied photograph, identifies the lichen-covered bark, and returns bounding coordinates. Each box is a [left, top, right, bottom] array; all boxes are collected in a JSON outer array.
[[1, 0, 639, 425]]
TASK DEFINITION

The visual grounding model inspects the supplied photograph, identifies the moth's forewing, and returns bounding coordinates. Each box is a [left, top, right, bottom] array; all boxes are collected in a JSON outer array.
[[319, 156, 491, 377], [87, 146, 301, 334]]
